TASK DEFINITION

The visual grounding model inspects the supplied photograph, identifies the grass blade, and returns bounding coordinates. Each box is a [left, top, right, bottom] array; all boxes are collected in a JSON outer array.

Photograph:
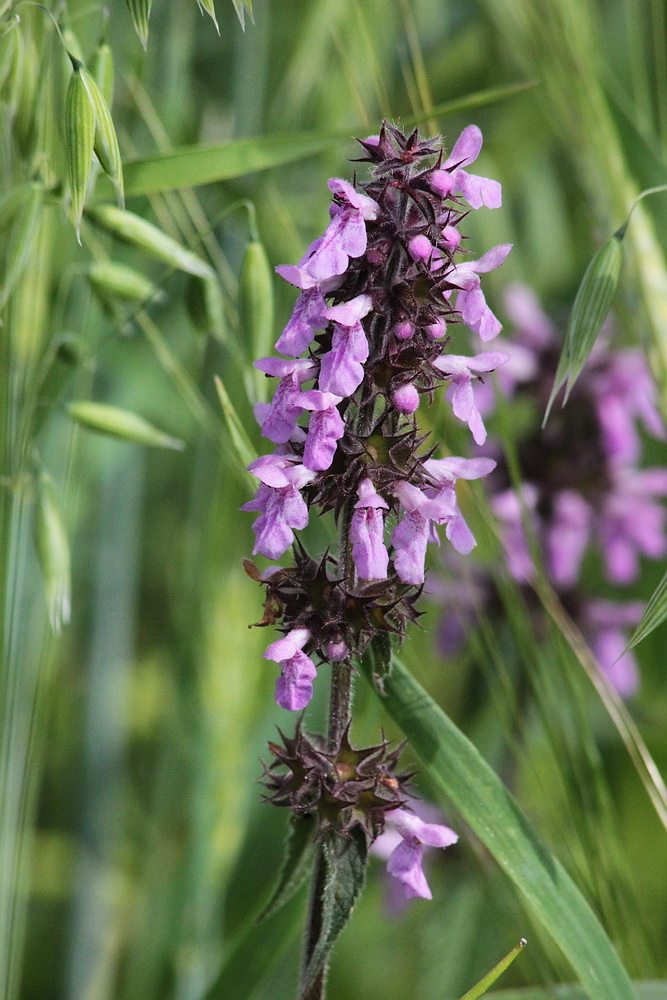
[[624, 566, 667, 652], [123, 83, 534, 196], [359, 647, 638, 1000]]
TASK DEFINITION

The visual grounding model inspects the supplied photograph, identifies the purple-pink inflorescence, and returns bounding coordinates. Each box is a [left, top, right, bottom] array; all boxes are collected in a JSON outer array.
[[245, 122, 509, 895], [437, 283, 667, 697], [243, 122, 510, 711]]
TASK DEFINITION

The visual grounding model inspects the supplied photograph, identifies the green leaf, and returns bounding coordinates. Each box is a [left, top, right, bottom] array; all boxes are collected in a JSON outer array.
[[213, 375, 258, 473], [624, 567, 667, 651], [359, 648, 637, 1000], [202, 888, 305, 1000], [123, 133, 342, 196], [301, 826, 367, 998], [459, 939, 527, 1000], [543, 233, 623, 425], [488, 983, 667, 1000], [257, 813, 317, 923], [123, 82, 534, 197]]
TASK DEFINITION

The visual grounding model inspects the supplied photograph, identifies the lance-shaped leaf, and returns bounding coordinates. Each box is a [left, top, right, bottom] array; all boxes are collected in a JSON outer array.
[[300, 825, 367, 999], [65, 62, 95, 242], [543, 231, 623, 425], [34, 471, 71, 632], [86, 204, 214, 279], [359, 647, 637, 1000], [256, 813, 317, 923], [0, 181, 42, 309], [238, 228, 274, 401], [67, 401, 185, 450], [624, 567, 667, 652]]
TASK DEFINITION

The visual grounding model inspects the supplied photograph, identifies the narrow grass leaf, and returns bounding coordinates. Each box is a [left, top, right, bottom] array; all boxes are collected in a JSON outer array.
[[213, 375, 258, 470], [256, 813, 317, 923], [126, 0, 152, 49], [488, 984, 667, 1000], [80, 67, 124, 208], [359, 647, 637, 1000], [238, 230, 274, 399], [123, 87, 532, 197], [65, 63, 95, 242], [622, 566, 667, 652], [123, 133, 344, 196], [86, 204, 214, 279], [459, 939, 527, 1000], [0, 181, 42, 309], [67, 400, 185, 450], [186, 274, 228, 342], [34, 471, 71, 632], [88, 260, 162, 304], [203, 889, 304, 1000], [543, 233, 623, 425], [196, 0, 219, 33]]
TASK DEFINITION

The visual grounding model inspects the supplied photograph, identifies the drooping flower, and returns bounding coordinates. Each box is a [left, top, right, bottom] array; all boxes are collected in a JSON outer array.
[[351, 479, 389, 580], [383, 808, 458, 900], [434, 351, 509, 444], [429, 125, 502, 210], [264, 628, 317, 711]]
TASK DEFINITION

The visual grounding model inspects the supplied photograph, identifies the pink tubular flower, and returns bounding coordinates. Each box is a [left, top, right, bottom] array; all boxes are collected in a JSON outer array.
[[296, 390, 345, 471], [434, 351, 509, 444], [384, 808, 458, 900], [242, 455, 315, 559], [298, 179, 379, 281], [318, 294, 373, 397], [264, 628, 317, 711], [391, 481, 457, 585], [429, 125, 502, 210], [254, 357, 317, 443], [448, 244, 513, 341], [423, 456, 496, 555], [350, 479, 389, 580]]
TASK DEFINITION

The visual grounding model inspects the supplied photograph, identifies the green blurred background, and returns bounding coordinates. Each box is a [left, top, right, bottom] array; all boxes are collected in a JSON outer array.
[[2, 1, 667, 998]]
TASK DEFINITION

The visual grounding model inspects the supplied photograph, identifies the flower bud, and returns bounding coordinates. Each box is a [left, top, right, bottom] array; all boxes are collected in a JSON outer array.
[[394, 321, 414, 341], [408, 234, 433, 261], [325, 639, 349, 662], [391, 384, 420, 414], [425, 317, 446, 339]]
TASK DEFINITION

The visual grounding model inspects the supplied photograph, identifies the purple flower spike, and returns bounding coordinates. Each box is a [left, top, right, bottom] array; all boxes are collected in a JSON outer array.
[[351, 479, 389, 580], [264, 628, 317, 711], [435, 351, 509, 444], [385, 808, 458, 900], [297, 389, 345, 471]]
